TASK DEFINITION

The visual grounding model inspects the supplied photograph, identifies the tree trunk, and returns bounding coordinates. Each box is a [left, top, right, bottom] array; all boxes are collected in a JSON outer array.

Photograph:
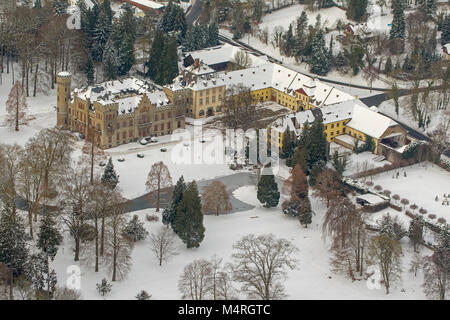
[[100, 217, 105, 256], [74, 237, 80, 261], [95, 218, 99, 272], [28, 209, 33, 238], [33, 62, 39, 97]]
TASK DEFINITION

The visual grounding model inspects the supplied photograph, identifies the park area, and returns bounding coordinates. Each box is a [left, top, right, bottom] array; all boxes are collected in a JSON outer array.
[[359, 162, 450, 225]]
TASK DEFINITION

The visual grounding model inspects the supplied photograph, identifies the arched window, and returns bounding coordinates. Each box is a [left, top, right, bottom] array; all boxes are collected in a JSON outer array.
[[199, 109, 205, 116]]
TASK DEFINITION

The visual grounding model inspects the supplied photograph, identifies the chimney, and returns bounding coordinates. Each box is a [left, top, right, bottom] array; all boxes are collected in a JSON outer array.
[[194, 59, 200, 68]]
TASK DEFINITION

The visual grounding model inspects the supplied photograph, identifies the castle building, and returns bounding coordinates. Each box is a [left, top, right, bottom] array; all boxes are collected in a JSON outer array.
[[164, 58, 355, 119], [56, 72, 185, 149]]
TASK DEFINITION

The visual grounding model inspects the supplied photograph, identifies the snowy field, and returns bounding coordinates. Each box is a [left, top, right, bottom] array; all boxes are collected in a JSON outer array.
[[0, 70, 58, 146], [53, 187, 428, 300], [360, 162, 450, 222]]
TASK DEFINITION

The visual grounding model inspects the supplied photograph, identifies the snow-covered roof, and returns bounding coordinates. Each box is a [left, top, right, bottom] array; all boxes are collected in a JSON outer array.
[[443, 43, 450, 55], [74, 78, 170, 114], [170, 61, 354, 107], [58, 71, 71, 77], [128, 0, 164, 9], [185, 43, 269, 68], [271, 109, 318, 135], [346, 103, 398, 139], [356, 193, 388, 205]]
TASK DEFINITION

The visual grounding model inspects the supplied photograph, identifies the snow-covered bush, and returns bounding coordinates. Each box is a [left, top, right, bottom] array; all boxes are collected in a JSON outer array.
[[124, 215, 149, 242]]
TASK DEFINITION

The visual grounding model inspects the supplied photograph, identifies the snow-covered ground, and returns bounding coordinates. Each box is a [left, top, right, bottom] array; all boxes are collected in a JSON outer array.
[[0, 69, 58, 146], [379, 95, 450, 137], [360, 162, 450, 222], [53, 187, 428, 300]]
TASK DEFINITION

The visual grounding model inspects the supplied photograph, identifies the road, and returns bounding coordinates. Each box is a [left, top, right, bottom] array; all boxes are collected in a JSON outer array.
[[185, 0, 202, 25], [125, 172, 284, 214]]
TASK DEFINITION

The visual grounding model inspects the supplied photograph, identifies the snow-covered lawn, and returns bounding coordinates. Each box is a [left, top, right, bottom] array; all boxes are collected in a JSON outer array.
[[378, 95, 450, 137], [53, 188, 427, 300], [0, 69, 57, 146], [104, 126, 235, 199], [362, 162, 450, 222]]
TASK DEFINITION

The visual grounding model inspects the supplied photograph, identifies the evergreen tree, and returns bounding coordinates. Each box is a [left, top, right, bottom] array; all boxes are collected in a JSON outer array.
[[102, 0, 113, 24], [101, 158, 119, 189], [85, 56, 95, 86], [257, 168, 280, 208], [96, 278, 112, 296], [162, 36, 179, 85], [308, 120, 328, 170], [146, 30, 165, 84], [163, 176, 187, 233], [37, 212, 63, 262], [118, 33, 135, 76], [91, 8, 112, 62], [174, 181, 205, 248], [290, 145, 307, 171], [136, 290, 151, 300], [346, 0, 368, 21], [442, 14, 450, 45], [298, 197, 312, 228], [34, 0, 42, 8], [53, 0, 69, 15], [281, 131, 295, 159], [384, 56, 393, 74], [124, 215, 149, 242], [0, 214, 29, 278], [28, 253, 57, 297], [309, 160, 325, 186], [252, 0, 264, 23], [310, 29, 331, 76], [390, 0, 406, 53]]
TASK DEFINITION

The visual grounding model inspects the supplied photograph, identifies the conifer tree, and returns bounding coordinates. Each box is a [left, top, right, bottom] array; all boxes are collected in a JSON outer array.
[[308, 120, 328, 169], [96, 278, 112, 296], [346, 0, 368, 21], [0, 214, 29, 278], [101, 158, 119, 189], [28, 252, 58, 297], [85, 56, 95, 86], [298, 197, 312, 228], [442, 14, 450, 45], [162, 36, 179, 85], [163, 176, 187, 233], [124, 215, 149, 242], [53, 0, 69, 15], [310, 29, 331, 76], [257, 168, 280, 208], [37, 211, 63, 262], [146, 30, 165, 84], [390, 0, 406, 53], [174, 181, 205, 248], [384, 56, 393, 74]]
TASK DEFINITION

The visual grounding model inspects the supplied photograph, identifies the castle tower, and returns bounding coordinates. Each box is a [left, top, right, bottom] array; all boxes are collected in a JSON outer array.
[[56, 72, 72, 129]]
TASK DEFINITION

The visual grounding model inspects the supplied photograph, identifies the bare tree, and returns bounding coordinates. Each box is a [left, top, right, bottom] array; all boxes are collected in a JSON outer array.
[[232, 234, 298, 300], [422, 248, 450, 300], [322, 197, 356, 248], [202, 181, 232, 216], [5, 81, 28, 131], [216, 263, 237, 300], [88, 180, 122, 272], [229, 51, 252, 70], [59, 164, 92, 261], [149, 226, 178, 266], [221, 84, 258, 132], [178, 258, 213, 300], [313, 169, 342, 207], [103, 203, 133, 282], [367, 234, 403, 294], [81, 126, 105, 185], [0, 143, 23, 219], [145, 161, 172, 212]]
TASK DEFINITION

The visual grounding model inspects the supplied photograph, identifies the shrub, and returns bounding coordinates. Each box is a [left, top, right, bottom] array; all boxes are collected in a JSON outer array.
[[418, 208, 427, 215], [392, 194, 400, 202], [410, 203, 418, 211], [428, 214, 436, 220], [374, 185, 382, 191], [437, 217, 446, 224], [146, 214, 159, 222]]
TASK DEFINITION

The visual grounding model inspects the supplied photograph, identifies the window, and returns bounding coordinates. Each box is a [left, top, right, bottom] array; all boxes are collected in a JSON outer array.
[[161, 123, 164, 131], [212, 96, 216, 103], [129, 119, 133, 126], [122, 131, 126, 139], [200, 91, 203, 96], [199, 98, 203, 105], [199, 109, 205, 116], [206, 97, 209, 104], [116, 123, 120, 129], [155, 115, 158, 121], [177, 121, 181, 128]]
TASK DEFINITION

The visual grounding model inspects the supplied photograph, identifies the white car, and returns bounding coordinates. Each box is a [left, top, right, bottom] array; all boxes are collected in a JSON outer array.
[[139, 138, 148, 145], [117, 157, 125, 162], [137, 153, 144, 158], [150, 137, 158, 143]]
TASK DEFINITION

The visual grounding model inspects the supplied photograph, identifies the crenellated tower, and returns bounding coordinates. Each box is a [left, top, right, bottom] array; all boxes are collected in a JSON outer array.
[[56, 72, 72, 129]]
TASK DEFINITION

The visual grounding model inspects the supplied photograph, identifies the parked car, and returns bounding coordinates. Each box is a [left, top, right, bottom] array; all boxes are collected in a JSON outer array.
[[117, 157, 125, 162], [160, 148, 167, 152], [99, 161, 106, 167], [139, 138, 148, 145], [150, 137, 158, 143], [137, 153, 144, 158]]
